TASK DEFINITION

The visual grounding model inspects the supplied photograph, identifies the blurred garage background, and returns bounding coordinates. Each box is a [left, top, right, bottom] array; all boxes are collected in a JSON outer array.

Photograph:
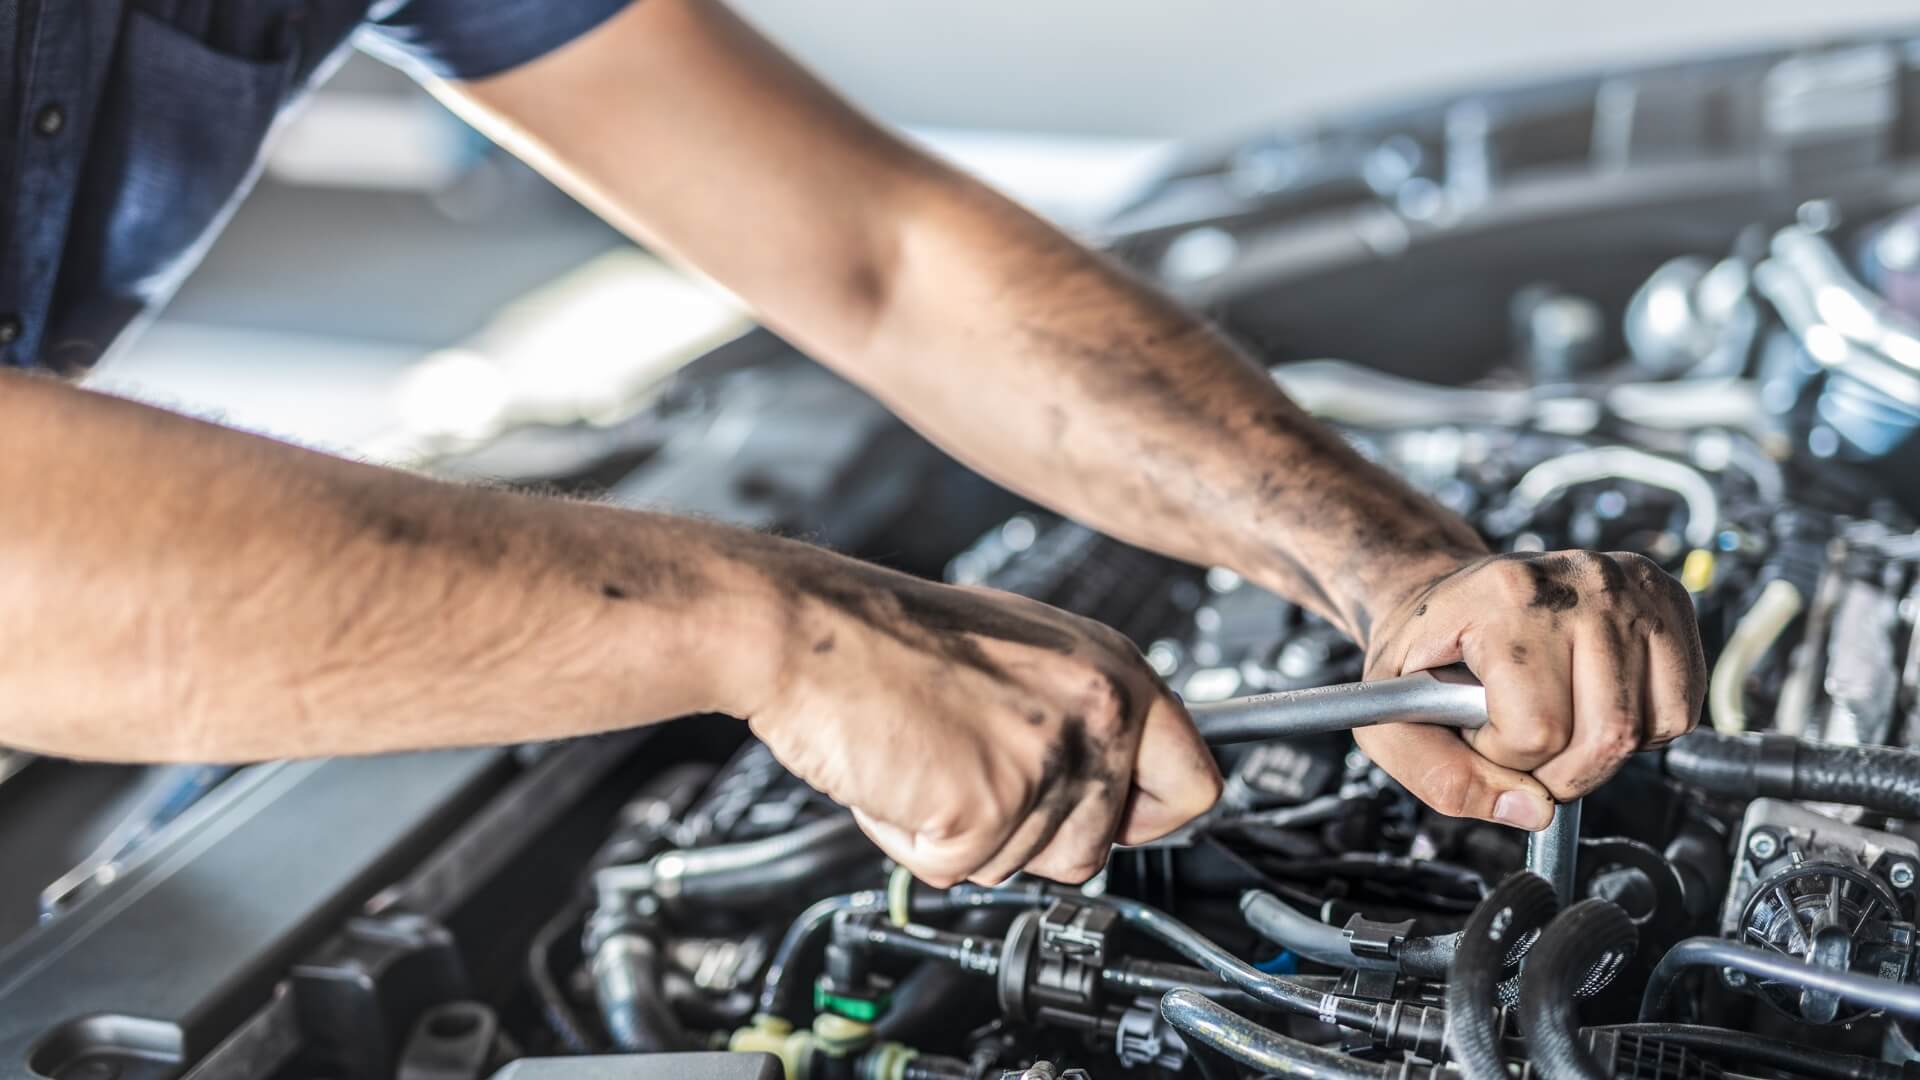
[[93, 0, 1920, 459]]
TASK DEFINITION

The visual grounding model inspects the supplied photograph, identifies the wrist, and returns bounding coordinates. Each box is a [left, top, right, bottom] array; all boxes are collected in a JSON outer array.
[[1239, 541, 1486, 651], [1352, 547, 1488, 632], [688, 527, 880, 724]]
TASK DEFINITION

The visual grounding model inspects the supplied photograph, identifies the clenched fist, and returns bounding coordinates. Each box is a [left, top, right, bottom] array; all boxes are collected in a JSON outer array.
[[1357, 550, 1707, 829], [725, 540, 1222, 887]]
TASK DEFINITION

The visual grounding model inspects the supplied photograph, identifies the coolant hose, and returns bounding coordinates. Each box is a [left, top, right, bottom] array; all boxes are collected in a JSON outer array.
[[1160, 989, 1406, 1080], [647, 813, 877, 910], [1639, 936, 1920, 1022], [1664, 732, 1920, 819], [1520, 901, 1637, 1080], [1241, 891, 1458, 978], [590, 932, 693, 1053], [1242, 891, 1393, 972], [1446, 872, 1560, 1080], [1090, 895, 1336, 1019], [1708, 579, 1803, 734]]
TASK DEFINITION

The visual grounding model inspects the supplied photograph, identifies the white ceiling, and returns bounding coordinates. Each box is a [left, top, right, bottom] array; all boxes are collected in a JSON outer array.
[[730, 1, 1920, 139]]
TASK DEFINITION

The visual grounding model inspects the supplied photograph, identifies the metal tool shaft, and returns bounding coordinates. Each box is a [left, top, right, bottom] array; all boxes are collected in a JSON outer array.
[[1527, 800, 1582, 904], [1190, 665, 1488, 745]]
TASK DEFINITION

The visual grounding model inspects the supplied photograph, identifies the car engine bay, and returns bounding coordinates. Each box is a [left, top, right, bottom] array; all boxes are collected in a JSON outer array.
[[7, 29, 1920, 1080]]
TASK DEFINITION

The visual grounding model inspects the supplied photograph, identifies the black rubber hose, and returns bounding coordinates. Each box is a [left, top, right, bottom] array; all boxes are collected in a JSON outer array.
[[1665, 732, 1920, 818], [873, 958, 986, 1045], [899, 1057, 972, 1080], [589, 932, 692, 1053], [759, 893, 876, 1020], [1159, 988, 1404, 1080], [1397, 932, 1462, 980], [1089, 894, 1333, 1020], [1241, 890, 1393, 972], [1241, 890, 1458, 978], [1599, 1024, 1911, 1080], [527, 895, 598, 1053], [838, 909, 1341, 1018], [1639, 936, 1920, 1023], [647, 813, 878, 911], [1521, 900, 1637, 1080], [1446, 872, 1560, 1080], [760, 882, 1050, 1020]]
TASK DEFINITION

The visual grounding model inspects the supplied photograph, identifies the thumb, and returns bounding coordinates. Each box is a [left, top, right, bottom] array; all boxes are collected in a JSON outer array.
[[1353, 722, 1555, 831], [1119, 691, 1223, 846]]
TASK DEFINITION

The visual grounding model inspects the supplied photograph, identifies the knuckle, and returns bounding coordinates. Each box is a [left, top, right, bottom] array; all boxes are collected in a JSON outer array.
[[919, 808, 971, 845], [1058, 856, 1108, 885], [1596, 722, 1641, 761], [1192, 770, 1226, 814], [1657, 705, 1699, 739], [1618, 552, 1662, 577], [1081, 673, 1132, 729], [1500, 720, 1570, 761], [1649, 566, 1691, 605], [996, 769, 1039, 819], [915, 868, 963, 890], [1492, 563, 1536, 604]]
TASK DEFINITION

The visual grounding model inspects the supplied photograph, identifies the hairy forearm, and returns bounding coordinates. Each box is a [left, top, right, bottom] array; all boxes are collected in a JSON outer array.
[[852, 175, 1487, 641], [443, 0, 1481, 642], [0, 374, 784, 761]]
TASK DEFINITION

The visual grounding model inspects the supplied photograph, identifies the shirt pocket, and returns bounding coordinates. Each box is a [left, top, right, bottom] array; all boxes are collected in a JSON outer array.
[[72, 8, 299, 303]]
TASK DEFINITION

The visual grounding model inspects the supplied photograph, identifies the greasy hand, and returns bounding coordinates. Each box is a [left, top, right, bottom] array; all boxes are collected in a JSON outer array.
[[738, 557, 1222, 887], [1356, 551, 1706, 829]]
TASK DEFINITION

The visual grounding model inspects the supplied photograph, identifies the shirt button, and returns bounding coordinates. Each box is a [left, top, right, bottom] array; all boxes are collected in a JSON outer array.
[[34, 105, 65, 137], [0, 316, 21, 345]]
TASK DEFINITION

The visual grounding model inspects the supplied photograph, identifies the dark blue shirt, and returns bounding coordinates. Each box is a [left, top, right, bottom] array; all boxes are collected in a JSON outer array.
[[1, 0, 631, 373]]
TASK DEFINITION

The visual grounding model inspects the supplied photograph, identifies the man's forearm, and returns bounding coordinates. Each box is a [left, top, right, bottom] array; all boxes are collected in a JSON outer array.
[[849, 173, 1487, 643], [438, 0, 1478, 642], [0, 373, 786, 761]]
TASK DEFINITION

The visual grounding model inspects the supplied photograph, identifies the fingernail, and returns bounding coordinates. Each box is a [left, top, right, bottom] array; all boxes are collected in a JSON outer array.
[[1494, 791, 1552, 831]]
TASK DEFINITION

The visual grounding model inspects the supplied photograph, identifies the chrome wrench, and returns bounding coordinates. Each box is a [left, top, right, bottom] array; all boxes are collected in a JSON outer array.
[[1189, 664, 1488, 745]]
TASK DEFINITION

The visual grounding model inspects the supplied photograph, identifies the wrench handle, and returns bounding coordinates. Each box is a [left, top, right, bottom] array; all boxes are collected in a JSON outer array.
[[1190, 665, 1488, 745]]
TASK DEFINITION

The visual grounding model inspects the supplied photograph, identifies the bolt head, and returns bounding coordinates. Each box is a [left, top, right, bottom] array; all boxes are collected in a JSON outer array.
[[1891, 863, 1915, 889], [1747, 832, 1779, 861]]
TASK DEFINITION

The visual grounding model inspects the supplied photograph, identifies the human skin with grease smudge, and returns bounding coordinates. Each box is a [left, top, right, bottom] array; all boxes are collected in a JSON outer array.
[[1358, 550, 1706, 819], [711, 531, 1207, 888]]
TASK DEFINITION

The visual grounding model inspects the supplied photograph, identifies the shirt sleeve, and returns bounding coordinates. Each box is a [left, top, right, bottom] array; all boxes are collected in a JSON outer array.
[[356, 0, 636, 81]]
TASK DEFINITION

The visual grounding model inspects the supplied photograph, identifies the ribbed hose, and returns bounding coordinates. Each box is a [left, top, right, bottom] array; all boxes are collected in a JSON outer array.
[[1600, 1024, 1911, 1080], [1521, 901, 1638, 1080], [1639, 936, 1920, 1022], [1446, 872, 1560, 1080], [1159, 989, 1404, 1080], [1665, 732, 1920, 818]]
